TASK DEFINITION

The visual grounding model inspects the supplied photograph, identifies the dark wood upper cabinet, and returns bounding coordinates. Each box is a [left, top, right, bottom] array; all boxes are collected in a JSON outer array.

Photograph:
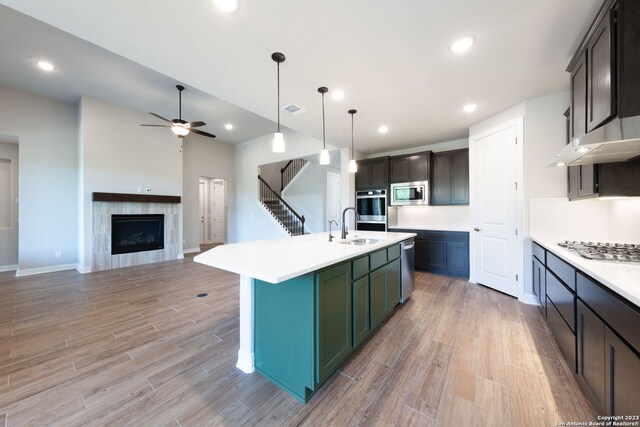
[[570, 54, 588, 139], [355, 157, 389, 191], [568, 0, 640, 136], [430, 149, 469, 206], [587, 9, 615, 132], [389, 152, 430, 183]]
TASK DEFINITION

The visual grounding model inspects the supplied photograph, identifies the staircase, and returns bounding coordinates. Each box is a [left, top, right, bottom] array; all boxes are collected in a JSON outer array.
[[280, 158, 308, 191], [258, 175, 306, 236]]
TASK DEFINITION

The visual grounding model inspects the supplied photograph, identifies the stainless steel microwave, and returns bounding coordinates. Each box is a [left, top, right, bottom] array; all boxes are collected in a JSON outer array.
[[390, 181, 429, 206]]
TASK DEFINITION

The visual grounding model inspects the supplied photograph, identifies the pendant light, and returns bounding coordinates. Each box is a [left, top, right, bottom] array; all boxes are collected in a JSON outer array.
[[348, 109, 358, 173], [271, 52, 286, 153], [318, 86, 330, 165]]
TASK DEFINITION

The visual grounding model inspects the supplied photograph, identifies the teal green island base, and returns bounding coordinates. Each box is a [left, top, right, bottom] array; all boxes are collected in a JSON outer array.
[[254, 243, 401, 403]]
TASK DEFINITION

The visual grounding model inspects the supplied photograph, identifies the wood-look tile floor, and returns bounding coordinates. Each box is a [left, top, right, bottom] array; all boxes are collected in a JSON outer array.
[[0, 257, 595, 426]]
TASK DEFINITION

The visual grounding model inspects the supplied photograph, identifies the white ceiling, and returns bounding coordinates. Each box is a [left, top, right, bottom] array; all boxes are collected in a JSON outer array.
[[0, 0, 602, 154]]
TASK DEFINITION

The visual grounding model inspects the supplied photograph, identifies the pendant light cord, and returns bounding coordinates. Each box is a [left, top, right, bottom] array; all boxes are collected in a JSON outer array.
[[322, 92, 326, 149], [277, 62, 281, 133], [351, 113, 354, 157]]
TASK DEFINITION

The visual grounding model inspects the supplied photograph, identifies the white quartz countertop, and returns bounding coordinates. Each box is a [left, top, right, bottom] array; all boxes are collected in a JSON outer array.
[[389, 225, 470, 232], [194, 231, 416, 284], [533, 238, 640, 307]]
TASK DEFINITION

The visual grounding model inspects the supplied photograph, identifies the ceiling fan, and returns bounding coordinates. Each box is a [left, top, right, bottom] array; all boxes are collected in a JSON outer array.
[[141, 85, 216, 139]]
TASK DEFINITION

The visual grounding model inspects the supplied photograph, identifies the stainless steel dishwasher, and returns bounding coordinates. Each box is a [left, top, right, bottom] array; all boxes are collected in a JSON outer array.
[[400, 238, 415, 303]]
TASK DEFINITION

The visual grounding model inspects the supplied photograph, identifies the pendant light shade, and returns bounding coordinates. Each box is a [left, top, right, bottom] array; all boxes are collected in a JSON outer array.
[[348, 109, 358, 173], [318, 87, 330, 165], [271, 52, 286, 153]]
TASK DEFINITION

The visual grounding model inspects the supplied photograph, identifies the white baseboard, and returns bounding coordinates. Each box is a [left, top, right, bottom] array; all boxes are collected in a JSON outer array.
[[0, 264, 18, 273], [518, 293, 539, 306], [16, 263, 79, 277], [183, 247, 200, 254], [76, 265, 92, 274]]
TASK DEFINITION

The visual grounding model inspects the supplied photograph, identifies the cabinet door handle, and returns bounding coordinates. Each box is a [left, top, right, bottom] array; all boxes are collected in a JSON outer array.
[[473, 227, 480, 232]]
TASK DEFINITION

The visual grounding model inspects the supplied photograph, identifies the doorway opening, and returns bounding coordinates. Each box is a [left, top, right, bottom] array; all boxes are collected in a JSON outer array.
[[199, 177, 226, 251], [0, 139, 19, 272]]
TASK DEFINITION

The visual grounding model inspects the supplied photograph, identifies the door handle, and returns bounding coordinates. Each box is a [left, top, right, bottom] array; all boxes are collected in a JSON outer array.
[[473, 227, 480, 232]]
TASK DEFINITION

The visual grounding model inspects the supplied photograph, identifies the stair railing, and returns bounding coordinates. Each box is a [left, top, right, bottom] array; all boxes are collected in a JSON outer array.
[[258, 175, 305, 235], [280, 158, 307, 192]]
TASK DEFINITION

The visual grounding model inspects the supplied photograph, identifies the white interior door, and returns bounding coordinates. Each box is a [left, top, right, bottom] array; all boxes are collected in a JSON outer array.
[[471, 120, 521, 297], [213, 180, 225, 243], [198, 180, 206, 245], [326, 171, 341, 230]]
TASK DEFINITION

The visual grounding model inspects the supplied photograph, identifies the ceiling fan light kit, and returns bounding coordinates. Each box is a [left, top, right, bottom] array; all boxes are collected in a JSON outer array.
[[348, 109, 358, 173], [318, 86, 330, 165], [271, 52, 286, 153], [140, 84, 216, 140]]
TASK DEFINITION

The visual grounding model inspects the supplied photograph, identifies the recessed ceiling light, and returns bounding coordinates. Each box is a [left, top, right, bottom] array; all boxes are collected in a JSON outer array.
[[331, 90, 344, 101], [378, 125, 389, 134], [37, 60, 55, 72], [576, 147, 590, 153], [556, 162, 566, 167], [450, 36, 475, 54], [212, 0, 238, 13], [463, 103, 478, 113], [225, 123, 233, 130]]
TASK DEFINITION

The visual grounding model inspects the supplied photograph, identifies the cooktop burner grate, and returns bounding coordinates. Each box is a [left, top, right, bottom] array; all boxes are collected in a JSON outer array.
[[557, 241, 640, 263]]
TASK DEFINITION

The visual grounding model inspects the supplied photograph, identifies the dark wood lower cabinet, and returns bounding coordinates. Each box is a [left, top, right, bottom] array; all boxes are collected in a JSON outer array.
[[532, 256, 545, 315], [605, 329, 640, 416], [577, 300, 606, 413], [577, 300, 640, 416]]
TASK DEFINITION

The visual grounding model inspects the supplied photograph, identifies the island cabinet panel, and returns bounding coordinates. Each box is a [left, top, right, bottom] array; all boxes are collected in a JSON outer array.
[[370, 267, 389, 331], [254, 274, 316, 402], [316, 263, 353, 384], [253, 243, 403, 403], [386, 258, 401, 309], [353, 276, 371, 347]]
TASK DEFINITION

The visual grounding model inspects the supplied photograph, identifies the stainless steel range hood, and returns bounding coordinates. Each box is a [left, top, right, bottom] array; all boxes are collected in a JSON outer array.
[[549, 115, 640, 166]]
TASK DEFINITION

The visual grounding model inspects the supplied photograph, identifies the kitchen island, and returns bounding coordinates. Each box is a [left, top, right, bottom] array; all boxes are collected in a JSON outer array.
[[194, 230, 415, 402]]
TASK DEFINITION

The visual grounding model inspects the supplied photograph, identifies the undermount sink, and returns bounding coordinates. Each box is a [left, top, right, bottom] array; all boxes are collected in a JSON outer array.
[[332, 237, 383, 245]]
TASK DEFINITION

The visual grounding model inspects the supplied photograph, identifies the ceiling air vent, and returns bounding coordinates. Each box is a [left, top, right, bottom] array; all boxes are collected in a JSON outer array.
[[282, 103, 306, 116]]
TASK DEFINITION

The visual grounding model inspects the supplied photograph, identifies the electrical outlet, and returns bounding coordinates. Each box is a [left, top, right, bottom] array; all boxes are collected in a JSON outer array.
[[137, 187, 142, 193], [54, 251, 61, 258]]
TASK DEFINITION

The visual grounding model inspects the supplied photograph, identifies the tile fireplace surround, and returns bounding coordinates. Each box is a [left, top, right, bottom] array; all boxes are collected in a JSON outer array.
[[91, 193, 181, 271]]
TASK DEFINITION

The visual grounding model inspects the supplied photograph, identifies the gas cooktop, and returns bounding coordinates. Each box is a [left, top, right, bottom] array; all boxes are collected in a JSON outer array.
[[557, 241, 640, 263]]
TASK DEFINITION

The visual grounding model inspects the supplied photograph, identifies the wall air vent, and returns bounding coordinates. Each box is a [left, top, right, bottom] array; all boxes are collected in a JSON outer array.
[[282, 103, 307, 116]]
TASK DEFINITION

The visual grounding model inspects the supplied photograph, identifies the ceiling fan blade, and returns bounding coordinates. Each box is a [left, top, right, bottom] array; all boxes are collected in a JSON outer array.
[[140, 124, 171, 127], [149, 112, 172, 123], [188, 121, 206, 128], [191, 129, 216, 139]]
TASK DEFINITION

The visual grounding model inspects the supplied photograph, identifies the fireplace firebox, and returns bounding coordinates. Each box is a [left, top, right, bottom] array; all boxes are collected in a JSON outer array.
[[111, 214, 164, 255]]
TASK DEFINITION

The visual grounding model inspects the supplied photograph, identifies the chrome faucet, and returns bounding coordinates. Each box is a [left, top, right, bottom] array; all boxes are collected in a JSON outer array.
[[341, 207, 359, 239], [328, 220, 338, 242]]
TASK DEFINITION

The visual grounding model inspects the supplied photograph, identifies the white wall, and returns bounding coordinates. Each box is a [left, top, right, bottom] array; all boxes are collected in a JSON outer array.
[[182, 135, 234, 251], [230, 129, 338, 243], [282, 161, 340, 234], [0, 84, 79, 272], [78, 96, 182, 270]]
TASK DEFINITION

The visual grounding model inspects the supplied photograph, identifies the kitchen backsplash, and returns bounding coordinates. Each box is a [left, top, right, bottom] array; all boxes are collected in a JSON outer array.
[[529, 197, 640, 243], [391, 205, 470, 232]]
